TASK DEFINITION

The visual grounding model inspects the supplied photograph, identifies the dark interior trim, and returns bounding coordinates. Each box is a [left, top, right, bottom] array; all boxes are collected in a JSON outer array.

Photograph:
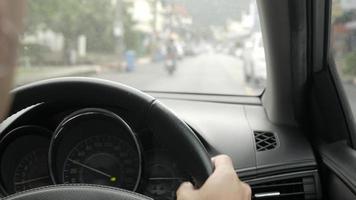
[[310, 0, 327, 73], [323, 0, 356, 147], [309, 0, 356, 147], [326, 57, 356, 147], [258, 0, 308, 127], [244, 169, 318, 185], [320, 141, 356, 194]]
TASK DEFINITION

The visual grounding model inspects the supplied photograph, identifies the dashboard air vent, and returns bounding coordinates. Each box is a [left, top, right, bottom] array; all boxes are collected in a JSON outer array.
[[251, 176, 318, 200], [254, 131, 278, 151]]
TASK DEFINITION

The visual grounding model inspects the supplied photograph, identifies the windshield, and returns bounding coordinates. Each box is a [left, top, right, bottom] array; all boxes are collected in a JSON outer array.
[[16, 0, 266, 95]]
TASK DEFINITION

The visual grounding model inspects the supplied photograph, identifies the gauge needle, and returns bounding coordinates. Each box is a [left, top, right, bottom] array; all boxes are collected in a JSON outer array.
[[14, 176, 49, 185], [68, 159, 113, 179]]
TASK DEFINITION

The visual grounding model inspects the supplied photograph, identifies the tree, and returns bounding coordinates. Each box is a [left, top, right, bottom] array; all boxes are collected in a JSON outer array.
[[122, 1, 143, 54], [26, 0, 117, 63]]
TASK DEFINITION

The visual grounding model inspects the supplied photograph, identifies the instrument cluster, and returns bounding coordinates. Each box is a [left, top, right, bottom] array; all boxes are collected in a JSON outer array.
[[0, 108, 187, 200]]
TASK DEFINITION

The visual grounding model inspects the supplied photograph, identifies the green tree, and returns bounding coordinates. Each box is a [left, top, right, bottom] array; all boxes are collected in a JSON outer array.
[[26, 0, 117, 63], [122, 1, 142, 54]]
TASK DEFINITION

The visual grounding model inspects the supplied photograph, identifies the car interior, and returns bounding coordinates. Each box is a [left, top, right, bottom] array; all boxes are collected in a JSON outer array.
[[1, 0, 356, 199]]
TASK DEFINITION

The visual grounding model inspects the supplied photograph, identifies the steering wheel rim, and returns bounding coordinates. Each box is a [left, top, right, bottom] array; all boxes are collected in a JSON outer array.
[[6, 77, 213, 199], [2, 184, 153, 200]]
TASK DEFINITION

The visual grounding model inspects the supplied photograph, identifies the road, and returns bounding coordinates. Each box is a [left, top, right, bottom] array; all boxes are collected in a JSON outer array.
[[93, 52, 356, 118], [13, 52, 356, 119], [92, 53, 260, 95]]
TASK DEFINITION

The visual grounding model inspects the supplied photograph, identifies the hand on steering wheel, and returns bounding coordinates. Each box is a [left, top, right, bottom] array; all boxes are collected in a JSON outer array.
[[177, 155, 251, 200]]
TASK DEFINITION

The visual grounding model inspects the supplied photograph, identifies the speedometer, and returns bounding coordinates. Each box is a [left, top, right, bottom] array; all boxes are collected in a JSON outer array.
[[63, 135, 140, 190], [49, 108, 142, 192]]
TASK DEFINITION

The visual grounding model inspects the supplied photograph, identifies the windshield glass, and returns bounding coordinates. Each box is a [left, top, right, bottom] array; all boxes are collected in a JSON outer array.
[[16, 0, 266, 95]]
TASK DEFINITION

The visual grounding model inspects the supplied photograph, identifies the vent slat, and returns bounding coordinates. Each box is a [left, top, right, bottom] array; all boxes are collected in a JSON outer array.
[[253, 131, 278, 151], [278, 191, 306, 196], [251, 176, 317, 200], [252, 181, 303, 189], [253, 192, 309, 199]]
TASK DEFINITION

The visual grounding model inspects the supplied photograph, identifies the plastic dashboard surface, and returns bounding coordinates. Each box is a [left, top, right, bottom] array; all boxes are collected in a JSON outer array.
[[159, 98, 317, 179]]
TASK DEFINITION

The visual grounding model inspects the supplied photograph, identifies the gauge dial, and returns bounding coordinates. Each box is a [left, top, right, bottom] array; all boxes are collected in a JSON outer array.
[[62, 135, 140, 190], [144, 164, 181, 199], [0, 126, 52, 194], [142, 150, 187, 200], [13, 148, 51, 192]]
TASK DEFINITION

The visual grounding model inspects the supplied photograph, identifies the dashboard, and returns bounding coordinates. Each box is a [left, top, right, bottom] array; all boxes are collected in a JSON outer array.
[[0, 91, 322, 199]]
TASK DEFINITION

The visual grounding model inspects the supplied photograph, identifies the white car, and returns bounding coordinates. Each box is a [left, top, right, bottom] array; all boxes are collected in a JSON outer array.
[[242, 33, 267, 85]]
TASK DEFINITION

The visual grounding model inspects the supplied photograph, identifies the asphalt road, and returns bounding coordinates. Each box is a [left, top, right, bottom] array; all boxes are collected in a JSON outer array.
[[92, 53, 356, 118], [92, 53, 260, 95], [10, 50, 356, 122]]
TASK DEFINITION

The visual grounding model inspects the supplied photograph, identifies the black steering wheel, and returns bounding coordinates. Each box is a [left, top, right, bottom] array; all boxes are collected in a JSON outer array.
[[5, 77, 213, 200]]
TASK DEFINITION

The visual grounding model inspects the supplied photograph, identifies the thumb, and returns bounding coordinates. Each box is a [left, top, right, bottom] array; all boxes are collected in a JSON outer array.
[[176, 182, 198, 199]]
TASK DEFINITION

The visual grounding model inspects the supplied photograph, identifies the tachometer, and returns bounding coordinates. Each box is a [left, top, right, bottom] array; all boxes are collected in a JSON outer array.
[[63, 135, 139, 190], [0, 126, 52, 194], [13, 148, 51, 192]]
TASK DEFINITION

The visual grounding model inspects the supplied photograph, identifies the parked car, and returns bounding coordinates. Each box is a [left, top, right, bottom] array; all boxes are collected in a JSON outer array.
[[242, 33, 267, 85]]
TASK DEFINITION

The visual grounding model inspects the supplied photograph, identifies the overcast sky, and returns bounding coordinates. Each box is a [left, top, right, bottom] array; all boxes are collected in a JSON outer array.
[[173, 0, 251, 26]]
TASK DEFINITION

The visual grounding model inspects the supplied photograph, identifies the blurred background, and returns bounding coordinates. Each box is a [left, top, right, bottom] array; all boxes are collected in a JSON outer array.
[[15, 0, 266, 95], [332, 0, 356, 116]]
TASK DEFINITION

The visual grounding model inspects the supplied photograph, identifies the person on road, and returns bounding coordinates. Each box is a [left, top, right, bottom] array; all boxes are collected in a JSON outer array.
[[0, 1, 251, 200], [164, 38, 178, 75]]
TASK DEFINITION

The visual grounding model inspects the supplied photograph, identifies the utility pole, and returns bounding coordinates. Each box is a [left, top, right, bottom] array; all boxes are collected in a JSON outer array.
[[152, 0, 158, 34], [150, 0, 159, 57], [114, 0, 125, 67]]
